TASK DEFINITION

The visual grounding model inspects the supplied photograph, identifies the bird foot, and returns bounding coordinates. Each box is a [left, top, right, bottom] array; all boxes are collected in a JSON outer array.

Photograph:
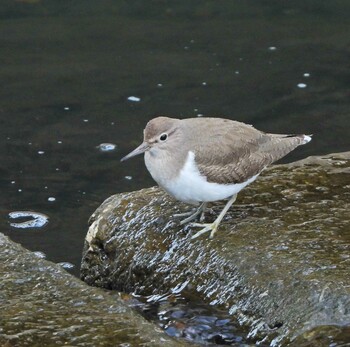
[[173, 210, 194, 218], [190, 194, 238, 239], [173, 203, 207, 225], [173, 210, 200, 225], [190, 222, 218, 239], [180, 211, 206, 225]]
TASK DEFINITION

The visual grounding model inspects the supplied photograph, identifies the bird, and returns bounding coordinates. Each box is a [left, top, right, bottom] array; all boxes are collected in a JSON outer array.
[[121, 116, 311, 239]]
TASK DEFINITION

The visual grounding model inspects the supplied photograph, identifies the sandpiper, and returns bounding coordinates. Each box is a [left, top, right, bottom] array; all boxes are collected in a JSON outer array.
[[121, 116, 311, 239]]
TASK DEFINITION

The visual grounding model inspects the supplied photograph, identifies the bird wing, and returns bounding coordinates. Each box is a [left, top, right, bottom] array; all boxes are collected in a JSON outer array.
[[188, 118, 306, 184]]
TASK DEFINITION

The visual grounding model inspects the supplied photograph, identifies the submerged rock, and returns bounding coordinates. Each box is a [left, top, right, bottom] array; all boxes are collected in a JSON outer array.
[[0, 233, 188, 347], [81, 152, 350, 346]]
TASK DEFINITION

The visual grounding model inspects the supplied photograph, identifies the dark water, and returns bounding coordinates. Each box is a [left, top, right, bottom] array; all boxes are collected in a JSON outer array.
[[1, 0, 349, 282]]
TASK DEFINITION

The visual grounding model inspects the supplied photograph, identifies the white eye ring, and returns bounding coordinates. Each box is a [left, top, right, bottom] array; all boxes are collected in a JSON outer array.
[[159, 133, 168, 141]]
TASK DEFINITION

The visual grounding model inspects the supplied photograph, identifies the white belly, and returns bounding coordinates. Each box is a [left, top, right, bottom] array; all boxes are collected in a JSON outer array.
[[157, 151, 259, 204]]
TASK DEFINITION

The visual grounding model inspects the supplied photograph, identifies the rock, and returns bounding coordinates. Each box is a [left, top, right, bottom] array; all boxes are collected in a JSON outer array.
[[0, 233, 188, 347], [81, 152, 350, 346]]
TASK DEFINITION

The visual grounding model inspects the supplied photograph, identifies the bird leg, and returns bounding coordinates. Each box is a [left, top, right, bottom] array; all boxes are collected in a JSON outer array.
[[173, 202, 207, 225], [190, 194, 237, 239]]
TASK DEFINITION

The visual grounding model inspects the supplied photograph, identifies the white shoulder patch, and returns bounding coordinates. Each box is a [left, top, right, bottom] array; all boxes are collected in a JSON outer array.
[[163, 151, 259, 204]]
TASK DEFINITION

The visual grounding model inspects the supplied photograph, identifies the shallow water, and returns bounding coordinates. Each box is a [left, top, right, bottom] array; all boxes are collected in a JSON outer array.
[[1, 0, 349, 304], [131, 292, 255, 346]]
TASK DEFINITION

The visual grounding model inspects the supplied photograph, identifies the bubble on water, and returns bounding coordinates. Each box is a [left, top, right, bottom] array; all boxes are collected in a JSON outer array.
[[125, 176, 133, 180], [157, 83, 163, 87], [57, 140, 63, 144], [97, 143, 117, 152], [38, 151, 45, 155], [48, 197, 56, 202], [303, 73, 310, 77], [9, 211, 49, 229], [235, 71, 240, 75], [268, 46, 277, 51], [202, 82, 207, 86], [297, 83, 307, 88], [64, 106, 70, 111], [197, 114, 204, 117], [83, 119, 89, 123], [11, 181, 15, 184], [18, 189, 22, 192], [127, 96, 141, 102]]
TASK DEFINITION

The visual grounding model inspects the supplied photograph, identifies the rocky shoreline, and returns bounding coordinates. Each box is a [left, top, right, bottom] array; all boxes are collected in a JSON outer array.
[[1, 152, 349, 346], [81, 152, 350, 346], [0, 233, 189, 347]]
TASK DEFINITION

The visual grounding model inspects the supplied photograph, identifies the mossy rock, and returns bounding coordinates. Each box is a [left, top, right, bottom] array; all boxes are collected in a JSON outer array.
[[81, 152, 350, 346], [0, 233, 189, 347]]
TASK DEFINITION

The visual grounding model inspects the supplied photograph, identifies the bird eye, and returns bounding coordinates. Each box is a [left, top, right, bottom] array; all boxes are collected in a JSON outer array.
[[159, 133, 168, 141]]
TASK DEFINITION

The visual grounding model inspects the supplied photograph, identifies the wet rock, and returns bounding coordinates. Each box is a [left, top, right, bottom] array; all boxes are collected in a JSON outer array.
[[0, 233, 188, 347], [81, 152, 350, 346]]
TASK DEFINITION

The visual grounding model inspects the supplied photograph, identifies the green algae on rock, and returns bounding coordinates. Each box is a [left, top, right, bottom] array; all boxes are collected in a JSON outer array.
[[81, 152, 350, 346], [0, 233, 189, 347]]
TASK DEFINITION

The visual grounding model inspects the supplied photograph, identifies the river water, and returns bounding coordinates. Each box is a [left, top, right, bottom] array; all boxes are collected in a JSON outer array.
[[1, 0, 349, 289]]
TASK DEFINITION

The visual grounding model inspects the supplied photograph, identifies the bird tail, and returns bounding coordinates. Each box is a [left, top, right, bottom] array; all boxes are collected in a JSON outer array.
[[284, 133, 312, 145], [301, 134, 312, 144]]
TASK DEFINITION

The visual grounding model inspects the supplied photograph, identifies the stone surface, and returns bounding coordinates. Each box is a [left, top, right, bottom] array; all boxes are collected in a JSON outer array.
[[81, 152, 350, 346], [0, 233, 189, 347]]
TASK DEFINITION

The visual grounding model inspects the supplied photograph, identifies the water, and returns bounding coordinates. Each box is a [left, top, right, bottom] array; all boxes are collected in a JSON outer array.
[[131, 292, 254, 346], [0, 0, 349, 342]]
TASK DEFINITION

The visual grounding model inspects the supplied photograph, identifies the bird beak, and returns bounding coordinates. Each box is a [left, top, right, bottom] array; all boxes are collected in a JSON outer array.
[[120, 142, 149, 162]]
